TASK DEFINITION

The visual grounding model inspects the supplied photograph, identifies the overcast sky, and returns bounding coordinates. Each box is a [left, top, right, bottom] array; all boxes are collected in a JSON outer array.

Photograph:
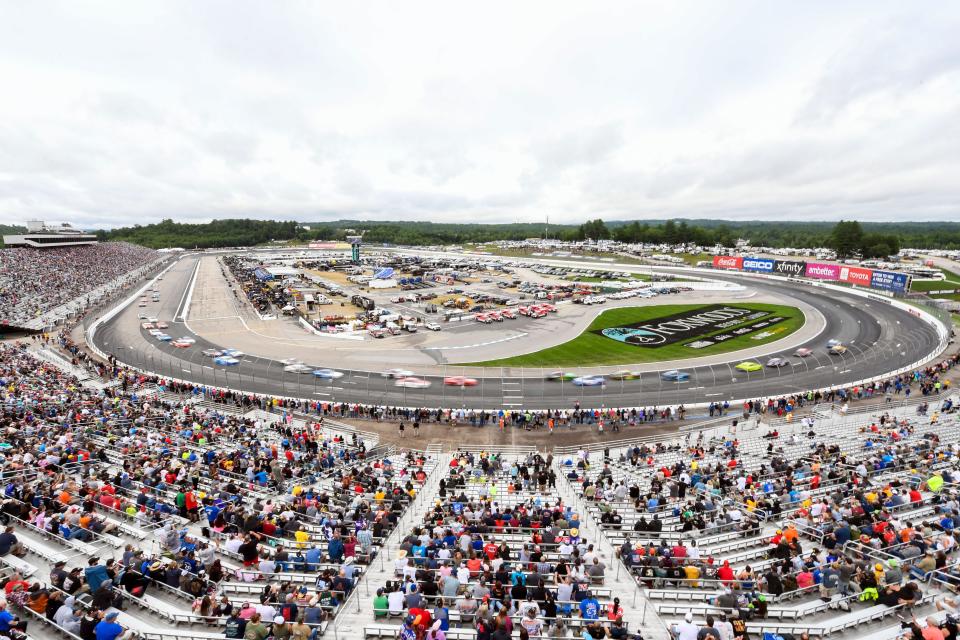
[[1, 1, 958, 229]]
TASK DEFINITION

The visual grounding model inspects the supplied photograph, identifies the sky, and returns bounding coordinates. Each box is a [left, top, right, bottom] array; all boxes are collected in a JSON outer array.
[[0, 1, 958, 229]]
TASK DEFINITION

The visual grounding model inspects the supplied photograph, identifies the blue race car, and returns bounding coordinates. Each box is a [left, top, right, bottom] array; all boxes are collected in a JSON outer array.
[[572, 375, 605, 387], [661, 370, 690, 382]]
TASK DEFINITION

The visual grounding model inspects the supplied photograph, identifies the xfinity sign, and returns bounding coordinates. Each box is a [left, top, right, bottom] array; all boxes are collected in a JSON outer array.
[[773, 260, 805, 276], [742, 257, 774, 273]]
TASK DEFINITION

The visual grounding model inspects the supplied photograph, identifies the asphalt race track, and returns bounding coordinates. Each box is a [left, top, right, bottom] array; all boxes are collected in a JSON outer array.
[[92, 255, 942, 411]]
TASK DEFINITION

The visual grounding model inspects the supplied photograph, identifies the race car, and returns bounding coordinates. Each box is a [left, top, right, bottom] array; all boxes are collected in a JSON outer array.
[[382, 368, 415, 379], [284, 363, 314, 374], [609, 370, 642, 380], [829, 344, 848, 355], [214, 356, 240, 366], [141, 322, 155, 330], [793, 348, 812, 357], [545, 371, 576, 381], [394, 377, 432, 389], [176, 337, 196, 345], [661, 370, 690, 382], [443, 376, 477, 387], [766, 357, 791, 368], [826, 339, 843, 348], [171, 339, 193, 348], [280, 358, 302, 365], [221, 348, 244, 357], [155, 333, 172, 342], [312, 368, 344, 379], [572, 375, 605, 387], [202, 349, 223, 357], [735, 361, 763, 372], [155, 321, 169, 329]]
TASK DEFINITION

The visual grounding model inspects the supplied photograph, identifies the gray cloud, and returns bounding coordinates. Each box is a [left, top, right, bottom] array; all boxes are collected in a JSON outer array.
[[0, 2, 957, 228]]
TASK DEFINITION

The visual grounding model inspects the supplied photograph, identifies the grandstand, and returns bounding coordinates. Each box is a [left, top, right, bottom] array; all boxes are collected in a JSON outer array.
[[0, 335, 957, 640], [0, 240, 164, 330]]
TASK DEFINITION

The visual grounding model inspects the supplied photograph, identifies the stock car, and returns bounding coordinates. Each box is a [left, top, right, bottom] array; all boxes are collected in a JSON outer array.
[[141, 322, 155, 330], [221, 349, 244, 357], [793, 348, 812, 357], [280, 358, 301, 365], [661, 370, 690, 382], [394, 377, 432, 389], [572, 375, 605, 387], [202, 349, 223, 357], [829, 344, 848, 355], [382, 368, 415, 379], [826, 339, 842, 348], [312, 368, 344, 379], [443, 376, 478, 387], [545, 371, 577, 381], [155, 333, 172, 342], [156, 321, 169, 329], [609, 370, 642, 380], [766, 357, 791, 368], [171, 339, 193, 348], [284, 363, 314, 374], [214, 356, 240, 366], [735, 361, 763, 372], [176, 337, 196, 345]]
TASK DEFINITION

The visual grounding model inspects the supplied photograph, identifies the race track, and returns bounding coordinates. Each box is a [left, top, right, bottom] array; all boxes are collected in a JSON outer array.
[[91, 255, 942, 410]]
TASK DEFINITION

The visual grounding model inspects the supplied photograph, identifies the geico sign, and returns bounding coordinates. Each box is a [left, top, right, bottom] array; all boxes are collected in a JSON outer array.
[[742, 258, 774, 272]]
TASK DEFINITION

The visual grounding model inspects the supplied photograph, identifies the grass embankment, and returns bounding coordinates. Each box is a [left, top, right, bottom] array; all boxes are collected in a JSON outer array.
[[468, 302, 804, 367]]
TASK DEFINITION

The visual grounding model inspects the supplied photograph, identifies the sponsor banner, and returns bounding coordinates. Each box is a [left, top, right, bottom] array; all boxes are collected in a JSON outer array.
[[712, 255, 743, 270], [871, 270, 911, 293], [742, 257, 775, 273], [773, 260, 806, 276], [308, 242, 338, 249], [839, 266, 873, 287], [804, 261, 840, 280], [596, 304, 761, 347]]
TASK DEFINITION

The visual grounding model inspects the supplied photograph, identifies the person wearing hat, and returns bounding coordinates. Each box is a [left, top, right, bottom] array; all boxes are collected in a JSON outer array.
[[674, 612, 698, 640], [50, 560, 69, 590], [93, 610, 124, 640], [272, 615, 292, 640]]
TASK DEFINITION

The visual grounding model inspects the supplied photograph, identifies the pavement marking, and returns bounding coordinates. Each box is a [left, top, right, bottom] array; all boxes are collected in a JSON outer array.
[[313, 392, 330, 396], [182, 369, 190, 373], [705, 393, 723, 397], [424, 333, 528, 350]]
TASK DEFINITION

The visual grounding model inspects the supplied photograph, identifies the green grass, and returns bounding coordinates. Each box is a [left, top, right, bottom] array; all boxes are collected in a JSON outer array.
[[467, 302, 804, 367], [911, 279, 960, 293]]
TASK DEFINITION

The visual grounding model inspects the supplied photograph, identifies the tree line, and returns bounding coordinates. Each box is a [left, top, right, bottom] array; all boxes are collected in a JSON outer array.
[[87, 217, 960, 253]]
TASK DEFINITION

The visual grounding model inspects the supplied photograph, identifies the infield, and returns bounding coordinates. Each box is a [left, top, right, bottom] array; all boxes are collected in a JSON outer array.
[[468, 302, 804, 367]]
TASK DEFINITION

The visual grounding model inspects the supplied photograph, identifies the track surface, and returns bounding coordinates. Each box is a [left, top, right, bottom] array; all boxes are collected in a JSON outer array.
[[93, 256, 941, 410]]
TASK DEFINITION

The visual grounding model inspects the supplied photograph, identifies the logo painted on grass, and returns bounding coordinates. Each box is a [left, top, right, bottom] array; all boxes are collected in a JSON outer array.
[[593, 305, 767, 348], [600, 327, 668, 346]]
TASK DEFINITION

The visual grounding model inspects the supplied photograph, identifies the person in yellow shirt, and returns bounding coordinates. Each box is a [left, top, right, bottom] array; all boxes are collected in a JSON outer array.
[[683, 563, 700, 588], [294, 526, 310, 550]]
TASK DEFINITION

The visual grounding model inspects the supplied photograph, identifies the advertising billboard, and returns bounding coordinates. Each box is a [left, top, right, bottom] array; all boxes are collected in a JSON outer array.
[[712, 255, 743, 270], [804, 262, 840, 280], [741, 257, 775, 273], [871, 270, 911, 293], [772, 260, 806, 277], [839, 266, 873, 287], [595, 304, 773, 348]]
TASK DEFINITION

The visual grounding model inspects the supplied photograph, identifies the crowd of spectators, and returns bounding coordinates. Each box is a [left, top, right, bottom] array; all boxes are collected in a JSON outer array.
[[0, 243, 159, 327]]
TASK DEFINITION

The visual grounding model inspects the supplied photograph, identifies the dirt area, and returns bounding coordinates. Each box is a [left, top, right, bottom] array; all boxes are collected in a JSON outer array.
[[305, 269, 357, 288]]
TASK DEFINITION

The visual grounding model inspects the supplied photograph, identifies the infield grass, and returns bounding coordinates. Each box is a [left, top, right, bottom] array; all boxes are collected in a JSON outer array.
[[468, 302, 804, 367]]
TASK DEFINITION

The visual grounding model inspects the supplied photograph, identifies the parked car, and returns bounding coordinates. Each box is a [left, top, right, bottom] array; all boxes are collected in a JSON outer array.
[[425, 322, 442, 331]]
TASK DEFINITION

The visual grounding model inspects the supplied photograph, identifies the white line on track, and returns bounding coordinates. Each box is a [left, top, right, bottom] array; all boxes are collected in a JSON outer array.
[[424, 333, 528, 350]]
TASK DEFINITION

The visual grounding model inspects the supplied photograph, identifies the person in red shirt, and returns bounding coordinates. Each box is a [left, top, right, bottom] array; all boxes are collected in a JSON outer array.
[[717, 560, 735, 584], [484, 541, 498, 560]]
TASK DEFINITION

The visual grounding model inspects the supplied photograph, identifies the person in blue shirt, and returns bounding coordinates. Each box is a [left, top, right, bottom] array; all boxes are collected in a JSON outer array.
[[579, 592, 600, 620], [0, 601, 25, 634], [84, 558, 111, 592], [94, 611, 124, 640]]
